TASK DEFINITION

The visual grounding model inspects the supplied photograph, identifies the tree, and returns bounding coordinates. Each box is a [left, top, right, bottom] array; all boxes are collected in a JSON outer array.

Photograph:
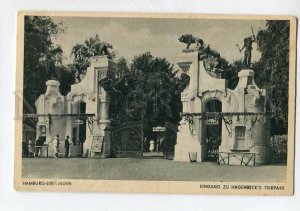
[[24, 16, 64, 113], [106, 52, 182, 127], [222, 59, 244, 90], [255, 20, 290, 134], [56, 65, 76, 96], [70, 34, 101, 79]]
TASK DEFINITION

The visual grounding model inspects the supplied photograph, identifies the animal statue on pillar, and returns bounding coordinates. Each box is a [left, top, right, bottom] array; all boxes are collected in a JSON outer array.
[[90, 41, 113, 57], [178, 34, 204, 49]]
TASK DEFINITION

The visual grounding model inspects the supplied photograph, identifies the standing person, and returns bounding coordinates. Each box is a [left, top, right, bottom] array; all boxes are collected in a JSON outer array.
[[53, 134, 60, 158], [80, 139, 85, 155], [64, 136, 70, 158], [28, 137, 34, 157], [161, 136, 167, 158], [35, 137, 41, 157], [149, 139, 155, 152], [156, 139, 160, 152], [159, 135, 165, 153]]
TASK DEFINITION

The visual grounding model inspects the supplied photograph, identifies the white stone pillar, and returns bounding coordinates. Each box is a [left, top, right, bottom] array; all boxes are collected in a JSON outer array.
[[174, 51, 202, 162], [99, 87, 110, 120], [65, 100, 73, 138], [87, 56, 115, 158]]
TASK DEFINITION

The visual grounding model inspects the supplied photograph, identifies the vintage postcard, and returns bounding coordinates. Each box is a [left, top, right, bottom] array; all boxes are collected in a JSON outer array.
[[14, 11, 296, 195]]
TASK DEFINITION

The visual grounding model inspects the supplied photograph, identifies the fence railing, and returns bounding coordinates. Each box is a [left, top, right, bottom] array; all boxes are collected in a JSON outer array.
[[22, 145, 49, 157], [217, 151, 258, 166]]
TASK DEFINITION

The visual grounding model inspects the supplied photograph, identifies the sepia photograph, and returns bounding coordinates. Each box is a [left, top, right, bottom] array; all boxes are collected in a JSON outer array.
[[14, 12, 296, 195]]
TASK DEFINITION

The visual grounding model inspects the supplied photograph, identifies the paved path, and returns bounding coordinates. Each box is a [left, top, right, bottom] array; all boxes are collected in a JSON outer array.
[[22, 158, 286, 182]]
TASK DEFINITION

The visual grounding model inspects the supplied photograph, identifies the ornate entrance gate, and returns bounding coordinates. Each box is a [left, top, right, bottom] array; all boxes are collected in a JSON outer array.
[[110, 121, 178, 159], [110, 122, 144, 158]]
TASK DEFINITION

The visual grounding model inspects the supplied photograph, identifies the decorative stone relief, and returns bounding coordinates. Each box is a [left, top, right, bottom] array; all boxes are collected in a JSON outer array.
[[247, 128, 253, 139], [88, 91, 95, 100], [52, 97, 64, 111], [178, 62, 192, 72], [246, 90, 262, 106], [99, 93, 109, 103], [181, 92, 190, 102]]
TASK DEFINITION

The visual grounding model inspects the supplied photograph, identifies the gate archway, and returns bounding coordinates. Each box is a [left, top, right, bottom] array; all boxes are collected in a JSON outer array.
[[204, 99, 222, 161], [72, 101, 87, 149], [163, 122, 178, 159]]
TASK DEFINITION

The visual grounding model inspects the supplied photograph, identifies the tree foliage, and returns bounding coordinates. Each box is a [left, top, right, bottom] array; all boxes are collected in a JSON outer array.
[[70, 34, 101, 77], [108, 52, 182, 126], [221, 59, 243, 90], [68, 36, 183, 126], [255, 20, 290, 134], [24, 16, 65, 113]]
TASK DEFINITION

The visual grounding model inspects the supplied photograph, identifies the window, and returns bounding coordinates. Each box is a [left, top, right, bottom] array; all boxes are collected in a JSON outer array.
[[235, 126, 245, 139], [247, 76, 253, 86], [40, 125, 46, 136]]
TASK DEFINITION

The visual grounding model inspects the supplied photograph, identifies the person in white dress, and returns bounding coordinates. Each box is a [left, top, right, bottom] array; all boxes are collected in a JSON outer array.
[[28, 138, 34, 157], [149, 139, 155, 152]]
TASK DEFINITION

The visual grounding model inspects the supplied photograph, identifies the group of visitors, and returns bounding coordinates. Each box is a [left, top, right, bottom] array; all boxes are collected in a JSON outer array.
[[148, 136, 164, 153], [22, 136, 45, 157], [22, 135, 75, 158]]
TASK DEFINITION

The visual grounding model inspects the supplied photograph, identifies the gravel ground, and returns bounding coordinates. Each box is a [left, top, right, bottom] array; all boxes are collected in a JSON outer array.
[[22, 158, 286, 182]]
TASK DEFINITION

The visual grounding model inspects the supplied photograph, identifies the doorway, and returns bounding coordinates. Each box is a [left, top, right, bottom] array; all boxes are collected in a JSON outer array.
[[204, 99, 222, 161], [73, 101, 86, 153]]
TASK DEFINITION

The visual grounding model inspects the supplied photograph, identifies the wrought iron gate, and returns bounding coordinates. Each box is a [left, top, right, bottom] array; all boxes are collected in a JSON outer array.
[[110, 122, 144, 158]]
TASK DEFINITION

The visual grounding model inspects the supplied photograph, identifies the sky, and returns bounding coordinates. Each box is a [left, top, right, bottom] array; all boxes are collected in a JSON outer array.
[[51, 16, 267, 68]]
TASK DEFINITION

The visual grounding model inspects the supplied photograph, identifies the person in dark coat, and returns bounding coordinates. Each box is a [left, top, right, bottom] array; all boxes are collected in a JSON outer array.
[[64, 136, 70, 158], [22, 140, 28, 157], [35, 137, 42, 157]]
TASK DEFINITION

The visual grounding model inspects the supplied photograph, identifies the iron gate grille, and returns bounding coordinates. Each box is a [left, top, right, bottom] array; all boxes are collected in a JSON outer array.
[[110, 122, 144, 158]]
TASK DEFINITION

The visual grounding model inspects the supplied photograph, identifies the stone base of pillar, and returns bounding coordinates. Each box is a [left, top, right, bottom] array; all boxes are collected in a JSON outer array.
[[173, 141, 207, 162], [251, 145, 272, 165], [88, 131, 111, 158], [100, 120, 111, 158], [100, 130, 111, 158], [85, 119, 111, 159], [173, 120, 205, 162], [219, 145, 231, 153]]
